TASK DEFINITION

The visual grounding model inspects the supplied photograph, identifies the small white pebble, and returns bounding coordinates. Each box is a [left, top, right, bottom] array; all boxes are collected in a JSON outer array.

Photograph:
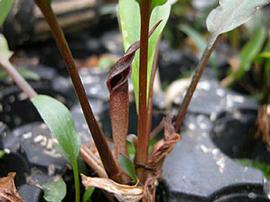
[[22, 132, 32, 139]]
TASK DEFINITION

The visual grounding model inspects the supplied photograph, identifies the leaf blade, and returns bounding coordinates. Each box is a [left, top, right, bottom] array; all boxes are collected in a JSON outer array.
[[236, 28, 267, 79], [83, 187, 95, 202], [31, 95, 81, 202], [119, 0, 173, 110], [43, 178, 67, 202], [0, 0, 13, 26], [180, 24, 218, 67], [118, 154, 137, 182], [206, 0, 270, 37], [31, 95, 80, 163], [151, 0, 167, 9], [0, 34, 13, 60]]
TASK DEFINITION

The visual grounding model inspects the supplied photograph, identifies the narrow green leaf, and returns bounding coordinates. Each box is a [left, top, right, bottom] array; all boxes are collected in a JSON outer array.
[[263, 38, 270, 52], [118, 154, 137, 182], [0, 67, 40, 81], [31, 95, 81, 202], [180, 24, 217, 67], [235, 28, 267, 79], [151, 0, 167, 9], [237, 159, 270, 180], [0, 150, 5, 158], [0, 34, 13, 60], [263, 39, 270, 74], [0, 0, 13, 26], [206, 0, 270, 38], [17, 67, 40, 80], [118, 0, 140, 51], [180, 24, 206, 56], [31, 95, 80, 163], [43, 178, 67, 202], [83, 187, 95, 202], [148, 137, 158, 154], [127, 140, 136, 159], [255, 52, 270, 60], [119, 0, 172, 110]]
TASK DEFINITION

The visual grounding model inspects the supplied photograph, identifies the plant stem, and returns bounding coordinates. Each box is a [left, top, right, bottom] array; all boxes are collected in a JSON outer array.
[[34, 0, 124, 183], [72, 159, 80, 202], [136, 0, 151, 182], [175, 36, 220, 132], [0, 60, 37, 98], [80, 145, 108, 178], [147, 45, 159, 136]]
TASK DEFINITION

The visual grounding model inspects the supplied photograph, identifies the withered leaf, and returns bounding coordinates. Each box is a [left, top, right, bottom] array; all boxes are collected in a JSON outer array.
[[106, 20, 162, 158], [143, 116, 180, 202], [0, 173, 23, 202], [148, 116, 180, 171], [81, 174, 143, 202]]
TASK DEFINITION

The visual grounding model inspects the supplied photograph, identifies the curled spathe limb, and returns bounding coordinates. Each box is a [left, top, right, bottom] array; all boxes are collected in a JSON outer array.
[[106, 20, 162, 159]]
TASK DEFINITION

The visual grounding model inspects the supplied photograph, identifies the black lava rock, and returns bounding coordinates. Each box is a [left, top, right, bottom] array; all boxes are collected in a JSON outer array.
[[163, 114, 267, 201], [2, 122, 67, 174], [18, 184, 43, 202]]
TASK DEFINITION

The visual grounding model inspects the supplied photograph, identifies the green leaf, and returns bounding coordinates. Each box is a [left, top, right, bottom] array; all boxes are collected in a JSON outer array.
[[136, 0, 168, 9], [118, 154, 137, 182], [31, 95, 80, 163], [151, 0, 167, 9], [255, 52, 270, 60], [237, 159, 270, 180], [83, 187, 95, 202], [148, 137, 158, 154], [263, 39, 270, 75], [180, 24, 206, 56], [180, 24, 217, 67], [127, 140, 136, 159], [0, 67, 40, 81], [119, 0, 172, 110], [118, 0, 140, 52], [31, 95, 81, 202], [43, 178, 67, 202], [0, 150, 5, 158], [0, 34, 13, 60], [0, 0, 13, 26], [206, 0, 270, 38], [44, 0, 52, 6], [262, 39, 270, 61], [235, 28, 267, 79], [17, 67, 40, 80]]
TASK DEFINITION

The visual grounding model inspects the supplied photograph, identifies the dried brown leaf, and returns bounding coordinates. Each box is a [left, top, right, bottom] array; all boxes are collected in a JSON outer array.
[[255, 104, 270, 147], [142, 116, 180, 202], [148, 116, 180, 171], [0, 172, 23, 202], [81, 174, 143, 202]]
